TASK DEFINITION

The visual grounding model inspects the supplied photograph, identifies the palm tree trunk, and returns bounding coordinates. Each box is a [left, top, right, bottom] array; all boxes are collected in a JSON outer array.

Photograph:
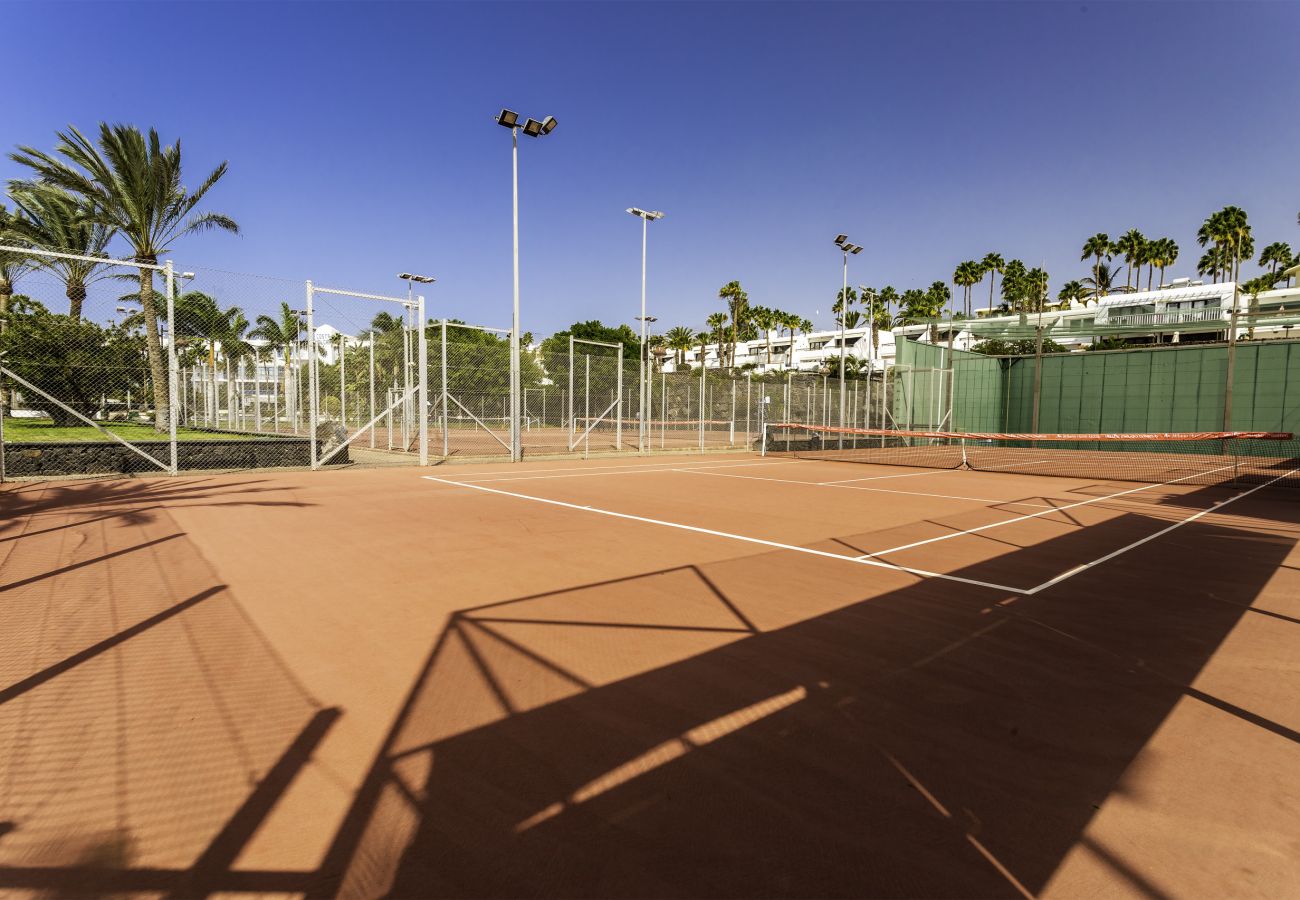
[[67, 282, 87, 320], [138, 266, 170, 431]]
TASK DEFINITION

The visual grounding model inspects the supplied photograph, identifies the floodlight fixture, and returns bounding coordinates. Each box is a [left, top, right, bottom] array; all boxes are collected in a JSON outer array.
[[627, 207, 665, 221], [522, 118, 543, 137], [398, 272, 436, 284], [540, 115, 557, 135], [496, 109, 519, 128], [848, 244, 864, 255], [636, 315, 658, 323], [834, 234, 848, 246]]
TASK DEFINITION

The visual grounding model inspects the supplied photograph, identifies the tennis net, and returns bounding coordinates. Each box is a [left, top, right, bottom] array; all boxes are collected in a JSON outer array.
[[763, 423, 1300, 488]]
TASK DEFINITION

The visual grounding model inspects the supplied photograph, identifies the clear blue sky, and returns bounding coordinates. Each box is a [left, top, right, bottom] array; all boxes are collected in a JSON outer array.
[[5, 1, 1298, 336]]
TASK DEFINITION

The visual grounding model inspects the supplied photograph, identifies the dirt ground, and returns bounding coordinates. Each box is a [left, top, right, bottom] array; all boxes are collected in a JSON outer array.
[[1, 453, 1297, 898]]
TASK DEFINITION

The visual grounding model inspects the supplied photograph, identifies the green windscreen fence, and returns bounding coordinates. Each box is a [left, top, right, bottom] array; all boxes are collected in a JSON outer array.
[[893, 337, 1300, 439]]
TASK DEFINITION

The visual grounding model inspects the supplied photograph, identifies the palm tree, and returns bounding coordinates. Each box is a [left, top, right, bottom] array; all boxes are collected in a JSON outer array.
[[1259, 242, 1292, 282], [664, 325, 695, 368], [1057, 280, 1085, 307], [1000, 259, 1027, 313], [1114, 230, 1146, 291], [842, 309, 862, 329], [251, 302, 304, 423], [780, 312, 803, 371], [1148, 237, 1179, 288], [717, 280, 747, 368], [1023, 268, 1049, 315], [898, 288, 945, 342], [0, 203, 34, 419], [1199, 206, 1253, 289], [865, 291, 891, 361], [1240, 275, 1272, 338], [12, 124, 239, 431], [749, 305, 777, 364], [174, 291, 227, 424], [832, 285, 857, 328], [695, 330, 712, 370], [5, 184, 115, 319], [706, 311, 729, 356], [1081, 262, 1121, 299], [980, 253, 1004, 311], [1081, 233, 1111, 297], [221, 308, 253, 428], [953, 261, 980, 318]]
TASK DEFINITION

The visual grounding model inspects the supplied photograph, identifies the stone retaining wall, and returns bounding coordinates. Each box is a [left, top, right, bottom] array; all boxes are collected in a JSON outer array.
[[2, 438, 348, 477]]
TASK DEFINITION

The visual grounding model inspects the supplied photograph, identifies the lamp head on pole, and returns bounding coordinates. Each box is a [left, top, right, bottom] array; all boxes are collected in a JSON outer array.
[[496, 109, 519, 128], [397, 273, 436, 284], [627, 208, 665, 221]]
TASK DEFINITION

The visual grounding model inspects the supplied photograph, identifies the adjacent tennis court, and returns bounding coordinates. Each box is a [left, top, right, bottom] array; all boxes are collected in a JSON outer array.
[[1, 446, 1297, 898]]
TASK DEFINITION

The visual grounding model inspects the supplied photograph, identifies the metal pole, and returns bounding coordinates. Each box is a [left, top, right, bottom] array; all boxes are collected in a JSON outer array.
[[369, 334, 376, 449], [339, 333, 346, 427], [1224, 264, 1242, 431], [584, 354, 590, 453], [255, 350, 262, 432], [306, 280, 318, 468], [839, 250, 847, 448], [402, 297, 412, 451], [510, 125, 522, 462], [418, 295, 429, 466], [165, 261, 178, 474], [699, 360, 705, 451], [616, 342, 623, 450], [568, 334, 575, 448], [660, 370, 666, 448], [639, 213, 648, 453], [441, 319, 449, 457]]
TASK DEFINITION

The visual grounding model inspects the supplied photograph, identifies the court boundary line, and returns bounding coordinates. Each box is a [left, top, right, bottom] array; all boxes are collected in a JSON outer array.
[[1023, 466, 1300, 594], [855, 463, 1237, 561], [421, 475, 1027, 595], [426, 458, 802, 485]]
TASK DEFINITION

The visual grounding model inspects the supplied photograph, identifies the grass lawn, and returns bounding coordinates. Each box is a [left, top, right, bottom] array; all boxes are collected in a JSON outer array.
[[2, 417, 260, 442]]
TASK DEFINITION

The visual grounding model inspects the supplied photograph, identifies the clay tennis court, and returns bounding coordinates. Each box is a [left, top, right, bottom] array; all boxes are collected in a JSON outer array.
[[2, 451, 1298, 898]]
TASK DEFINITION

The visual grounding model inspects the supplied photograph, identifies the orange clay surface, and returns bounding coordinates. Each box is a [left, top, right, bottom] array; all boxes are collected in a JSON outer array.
[[1, 452, 1298, 898]]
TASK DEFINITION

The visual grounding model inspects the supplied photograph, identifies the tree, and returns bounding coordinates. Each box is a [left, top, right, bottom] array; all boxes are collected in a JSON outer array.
[[1259, 242, 1292, 281], [250, 302, 304, 419], [865, 290, 892, 361], [832, 285, 857, 328], [1057, 280, 1085, 306], [1081, 233, 1111, 298], [0, 303, 148, 426], [717, 280, 747, 368], [779, 312, 804, 370], [174, 291, 229, 424], [706, 311, 729, 353], [664, 326, 695, 367], [539, 320, 640, 357], [842, 309, 862, 329], [999, 259, 1027, 313], [971, 337, 1068, 355], [1081, 262, 1121, 299], [1149, 237, 1179, 288], [749, 305, 778, 364], [0, 204, 33, 419], [1114, 229, 1146, 291], [1023, 268, 1049, 315], [1197, 246, 1227, 283], [899, 287, 945, 341], [12, 124, 239, 431], [954, 260, 980, 318], [980, 253, 1004, 311], [1198, 206, 1253, 290], [5, 184, 116, 320]]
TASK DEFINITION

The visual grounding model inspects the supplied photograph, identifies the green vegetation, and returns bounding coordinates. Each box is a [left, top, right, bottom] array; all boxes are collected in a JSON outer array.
[[3, 417, 256, 442]]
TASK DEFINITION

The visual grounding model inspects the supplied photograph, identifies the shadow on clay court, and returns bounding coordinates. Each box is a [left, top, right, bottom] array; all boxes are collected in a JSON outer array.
[[0, 477, 1294, 897], [311, 486, 1297, 898]]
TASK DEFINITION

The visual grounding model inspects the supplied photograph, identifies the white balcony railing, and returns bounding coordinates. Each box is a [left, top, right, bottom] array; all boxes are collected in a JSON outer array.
[[1106, 308, 1225, 327]]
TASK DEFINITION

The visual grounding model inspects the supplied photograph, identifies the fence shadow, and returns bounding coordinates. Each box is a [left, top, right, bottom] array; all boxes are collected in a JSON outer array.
[[312, 492, 1296, 898]]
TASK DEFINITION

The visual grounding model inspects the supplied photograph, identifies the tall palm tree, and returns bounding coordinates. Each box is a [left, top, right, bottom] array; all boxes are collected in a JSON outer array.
[[664, 325, 695, 367], [980, 253, 1004, 310], [174, 291, 227, 424], [12, 124, 239, 430], [5, 183, 115, 319], [749, 305, 777, 364], [780, 312, 803, 371], [695, 330, 712, 369], [953, 261, 980, 318], [706, 311, 729, 355], [1000, 259, 1027, 313], [221, 307, 253, 428], [0, 204, 34, 419], [1081, 233, 1111, 297], [1023, 268, 1049, 315], [899, 287, 944, 342], [717, 280, 747, 368], [832, 285, 857, 327], [1199, 206, 1253, 288], [1114, 229, 1146, 291], [251, 301, 304, 422], [865, 290, 891, 361], [1149, 237, 1179, 288], [1259, 242, 1292, 281]]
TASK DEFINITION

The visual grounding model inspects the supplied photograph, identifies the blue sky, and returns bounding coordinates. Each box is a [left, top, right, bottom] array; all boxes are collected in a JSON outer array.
[[5, 1, 1298, 336]]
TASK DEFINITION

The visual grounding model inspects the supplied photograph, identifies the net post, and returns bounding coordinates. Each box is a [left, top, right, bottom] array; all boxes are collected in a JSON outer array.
[[417, 295, 429, 466], [440, 319, 449, 457], [306, 280, 319, 469]]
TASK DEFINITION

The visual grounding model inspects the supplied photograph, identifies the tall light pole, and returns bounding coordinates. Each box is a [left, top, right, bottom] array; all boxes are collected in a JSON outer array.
[[833, 234, 863, 446], [398, 273, 435, 458], [496, 108, 557, 461], [627, 207, 664, 453]]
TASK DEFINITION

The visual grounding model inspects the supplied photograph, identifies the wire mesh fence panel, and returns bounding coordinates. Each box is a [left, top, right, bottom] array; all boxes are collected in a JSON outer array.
[[566, 338, 625, 454], [1, 251, 179, 478], [435, 321, 515, 459]]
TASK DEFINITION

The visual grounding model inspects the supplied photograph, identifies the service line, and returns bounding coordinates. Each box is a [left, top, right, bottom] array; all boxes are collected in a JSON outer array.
[[422, 475, 1027, 596]]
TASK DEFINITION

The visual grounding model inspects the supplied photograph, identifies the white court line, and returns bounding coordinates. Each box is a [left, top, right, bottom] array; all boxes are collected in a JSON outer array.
[[1024, 467, 1300, 594], [673, 467, 1060, 510], [857, 463, 1237, 561], [441, 459, 800, 485], [428, 457, 788, 480], [820, 469, 962, 485], [422, 475, 1027, 595]]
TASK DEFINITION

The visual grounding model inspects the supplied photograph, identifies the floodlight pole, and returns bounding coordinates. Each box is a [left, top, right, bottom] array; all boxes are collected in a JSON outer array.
[[839, 249, 848, 448], [306, 280, 318, 468], [639, 213, 648, 453], [165, 261, 179, 474], [417, 294, 428, 466], [510, 125, 522, 462]]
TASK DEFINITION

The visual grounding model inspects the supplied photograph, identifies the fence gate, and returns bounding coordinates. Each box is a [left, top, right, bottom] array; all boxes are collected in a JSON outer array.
[[567, 336, 624, 454], [0, 245, 178, 479]]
